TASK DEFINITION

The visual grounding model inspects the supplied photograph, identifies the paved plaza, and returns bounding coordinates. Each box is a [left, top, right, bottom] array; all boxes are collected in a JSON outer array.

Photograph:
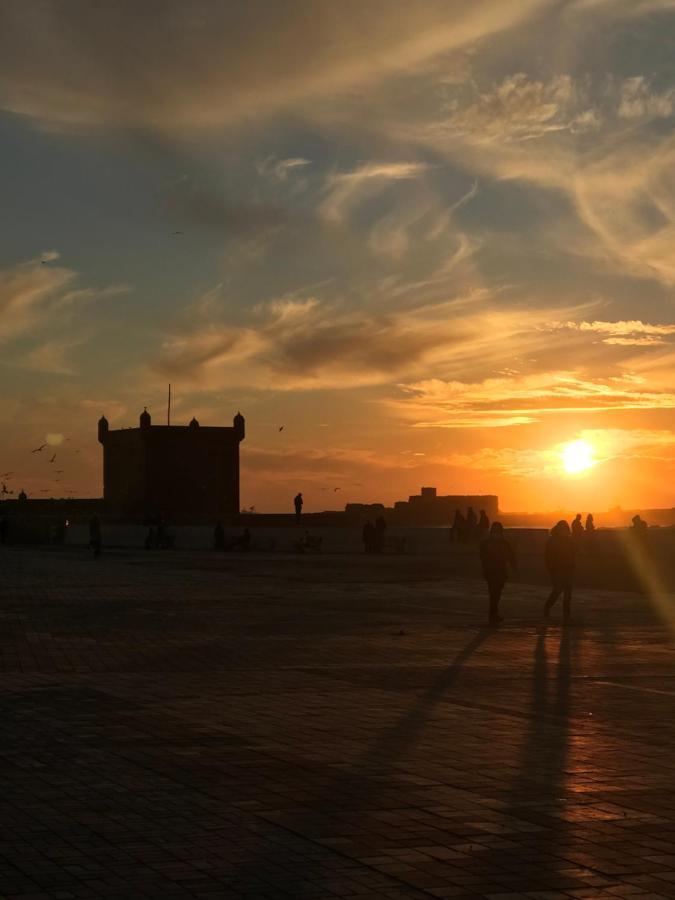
[[2, 546, 675, 899]]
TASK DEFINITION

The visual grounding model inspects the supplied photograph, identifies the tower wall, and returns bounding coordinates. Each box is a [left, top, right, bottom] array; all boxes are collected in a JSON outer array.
[[99, 418, 243, 518]]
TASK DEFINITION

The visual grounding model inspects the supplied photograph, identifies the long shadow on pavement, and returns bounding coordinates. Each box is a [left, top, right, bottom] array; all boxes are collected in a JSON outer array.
[[231, 627, 494, 896], [485, 625, 577, 894]]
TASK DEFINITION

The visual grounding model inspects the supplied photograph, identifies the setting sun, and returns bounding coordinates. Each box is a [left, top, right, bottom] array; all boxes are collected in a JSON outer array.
[[562, 439, 595, 476]]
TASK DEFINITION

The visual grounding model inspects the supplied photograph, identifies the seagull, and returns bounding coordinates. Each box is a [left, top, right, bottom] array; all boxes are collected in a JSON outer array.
[[31, 444, 46, 453], [49, 454, 56, 463]]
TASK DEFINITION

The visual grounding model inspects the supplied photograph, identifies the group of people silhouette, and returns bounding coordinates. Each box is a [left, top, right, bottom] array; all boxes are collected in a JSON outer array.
[[480, 519, 578, 626], [362, 516, 387, 553], [82, 495, 654, 629], [571, 512, 594, 539], [480, 512, 649, 626], [451, 506, 490, 543]]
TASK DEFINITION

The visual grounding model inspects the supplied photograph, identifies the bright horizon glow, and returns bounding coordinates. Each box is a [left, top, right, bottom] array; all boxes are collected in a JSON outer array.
[[562, 439, 596, 476]]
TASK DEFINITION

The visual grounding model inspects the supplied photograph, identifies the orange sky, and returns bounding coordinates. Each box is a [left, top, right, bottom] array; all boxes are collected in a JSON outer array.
[[1, 1, 675, 512]]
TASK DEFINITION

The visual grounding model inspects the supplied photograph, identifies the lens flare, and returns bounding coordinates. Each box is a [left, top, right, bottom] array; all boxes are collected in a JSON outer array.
[[562, 439, 595, 475]]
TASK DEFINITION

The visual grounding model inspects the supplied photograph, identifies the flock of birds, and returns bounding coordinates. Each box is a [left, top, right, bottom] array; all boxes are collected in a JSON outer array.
[[1, 423, 365, 503], [1, 439, 81, 498]]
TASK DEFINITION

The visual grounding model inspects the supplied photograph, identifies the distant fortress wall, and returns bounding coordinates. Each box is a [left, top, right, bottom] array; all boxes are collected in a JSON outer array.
[[346, 487, 499, 526]]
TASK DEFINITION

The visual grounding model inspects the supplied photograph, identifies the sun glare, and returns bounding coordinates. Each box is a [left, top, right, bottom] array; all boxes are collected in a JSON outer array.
[[562, 439, 595, 475]]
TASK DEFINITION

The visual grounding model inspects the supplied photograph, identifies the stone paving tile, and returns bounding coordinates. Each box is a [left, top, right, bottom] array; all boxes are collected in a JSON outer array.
[[2, 546, 675, 898]]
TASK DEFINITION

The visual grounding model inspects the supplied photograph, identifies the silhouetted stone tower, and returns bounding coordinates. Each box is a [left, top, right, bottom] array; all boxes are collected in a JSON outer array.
[[98, 409, 244, 518]]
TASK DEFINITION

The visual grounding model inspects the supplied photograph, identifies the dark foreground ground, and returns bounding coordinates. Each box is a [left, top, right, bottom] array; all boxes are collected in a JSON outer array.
[[2, 547, 675, 899]]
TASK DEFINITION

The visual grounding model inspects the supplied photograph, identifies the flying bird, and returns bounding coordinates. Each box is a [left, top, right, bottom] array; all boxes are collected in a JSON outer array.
[[55, 470, 63, 474], [278, 426, 284, 432], [171, 231, 183, 235], [334, 487, 341, 492], [1, 472, 13, 477], [31, 444, 46, 453], [49, 454, 56, 463]]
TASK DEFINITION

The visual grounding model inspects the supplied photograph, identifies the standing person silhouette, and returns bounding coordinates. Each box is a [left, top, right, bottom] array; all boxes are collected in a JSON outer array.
[[466, 506, 478, 541], [450, 509, 466, 543], [374, 515, 387, 554], [571, 513, 584, 543], [630, 514, 648, 541], [294, 492, 303, 525], [479, 522, 516, 625], [544, 520, 575, 624]]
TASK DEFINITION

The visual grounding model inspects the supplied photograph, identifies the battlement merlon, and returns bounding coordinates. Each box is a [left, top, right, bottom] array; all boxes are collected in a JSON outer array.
[[98, 411, 245, 444]]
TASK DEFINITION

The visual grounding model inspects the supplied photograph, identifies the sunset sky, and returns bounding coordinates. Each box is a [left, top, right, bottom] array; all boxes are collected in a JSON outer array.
[[1, 1, 675, 512]]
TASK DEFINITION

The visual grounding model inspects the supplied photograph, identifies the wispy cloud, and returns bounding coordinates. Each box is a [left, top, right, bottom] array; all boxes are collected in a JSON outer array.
[[0, 254, 76, 341], [153, 290, 584, 391], [394, 65, 675, 285], [0, 255, 128, 373], [257, 157, 311, 181], [320, 162, 430, 224], [550, 320, 675, 346], [393, 370, 675, 429], [618, 77, 675, 120], [442, 74, 599, 144], [0, 1, 553, 131], [20, 341, 80, 376]]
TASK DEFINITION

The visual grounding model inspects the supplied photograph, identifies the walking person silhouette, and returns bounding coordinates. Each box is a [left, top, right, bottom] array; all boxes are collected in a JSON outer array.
[[479, 522, 517, 625], [544, 520, 575, 625]]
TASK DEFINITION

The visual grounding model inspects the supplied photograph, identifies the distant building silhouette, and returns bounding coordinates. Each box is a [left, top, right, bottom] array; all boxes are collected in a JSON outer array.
[[98, 409, 245, 517], [347, 487, 498, 527]]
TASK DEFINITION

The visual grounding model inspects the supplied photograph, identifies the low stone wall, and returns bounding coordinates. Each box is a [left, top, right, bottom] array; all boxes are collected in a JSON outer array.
[[58, 523, 675, 594]]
